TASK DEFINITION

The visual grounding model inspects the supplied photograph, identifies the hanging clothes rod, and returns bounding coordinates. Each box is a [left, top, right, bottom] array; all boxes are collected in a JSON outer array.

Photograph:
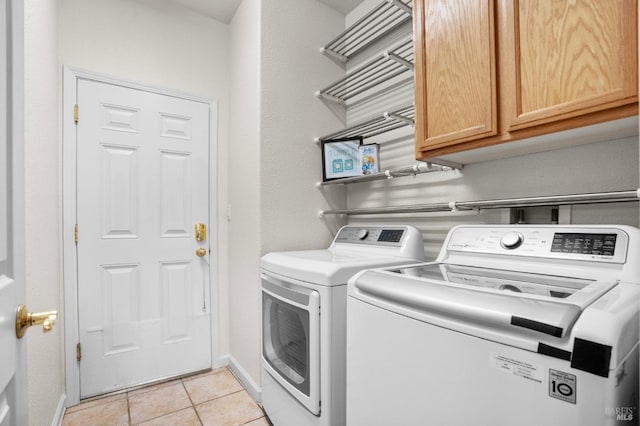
[[318, 189, 640, 216]]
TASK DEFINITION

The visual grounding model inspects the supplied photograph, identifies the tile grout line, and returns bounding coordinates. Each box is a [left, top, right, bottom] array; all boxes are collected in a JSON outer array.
[[64, 367, 260, 425], [64, 393, 127, 415], [259, 404, 273, 426], [184, 368, 261, 424], [227, 388, 268, 426], [126, 391, 132, 426], [239, 414, 268, 426], [180, 377, 205, 426], [131, 407, 198, 426], [128, 382, 196, 425]]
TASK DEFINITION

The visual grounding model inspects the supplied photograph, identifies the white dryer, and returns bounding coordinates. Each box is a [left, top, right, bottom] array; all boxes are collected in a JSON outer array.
[[260, 225, 425, 426], [347, 225, 640, 426]]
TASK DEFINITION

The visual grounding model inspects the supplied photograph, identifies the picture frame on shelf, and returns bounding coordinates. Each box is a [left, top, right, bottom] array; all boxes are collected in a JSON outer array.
[[321, 136, 363, 181], [359, 143, 379, 175]]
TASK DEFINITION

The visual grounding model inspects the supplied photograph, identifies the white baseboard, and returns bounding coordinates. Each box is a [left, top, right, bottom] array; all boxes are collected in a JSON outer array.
[[51, 393, 66, 426], [219, 354, 262, 403]]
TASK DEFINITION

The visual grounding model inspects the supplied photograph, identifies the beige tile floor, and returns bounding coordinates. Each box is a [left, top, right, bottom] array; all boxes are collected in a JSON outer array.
[[62, 367, 271, 426]]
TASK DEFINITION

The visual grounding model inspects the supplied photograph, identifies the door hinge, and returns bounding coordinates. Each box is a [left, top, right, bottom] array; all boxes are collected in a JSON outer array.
[[76, 342, 81, 362], [74, 104, 79, 124], [74, 224, 79, 242]]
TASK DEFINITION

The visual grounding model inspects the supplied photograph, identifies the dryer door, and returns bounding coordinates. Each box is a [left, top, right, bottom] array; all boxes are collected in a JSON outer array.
[[261, 272, 320, 415]]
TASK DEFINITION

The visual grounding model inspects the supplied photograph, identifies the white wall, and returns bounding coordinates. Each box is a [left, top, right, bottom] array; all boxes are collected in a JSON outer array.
[[23, 1, 63, 424], [58, 0, 230, 99], [260, 0, 346, 254], [226, 0, 346, 391], [227, 0, 262, 391]]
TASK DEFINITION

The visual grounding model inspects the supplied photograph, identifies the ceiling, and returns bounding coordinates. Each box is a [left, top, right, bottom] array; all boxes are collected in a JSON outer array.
[[166, 0, 363, 23]]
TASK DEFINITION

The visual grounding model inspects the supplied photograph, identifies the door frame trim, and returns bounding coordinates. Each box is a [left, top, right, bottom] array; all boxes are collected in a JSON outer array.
[[2, 0, 27, 423], [62, 66, 219, 405]]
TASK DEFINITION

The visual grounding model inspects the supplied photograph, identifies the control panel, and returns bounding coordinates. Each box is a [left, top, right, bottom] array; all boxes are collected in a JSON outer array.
[[550, 233, 617, 256], [334, 226, 406, 246], [446, 226, 629, 264], [332, 225, 426, 261]]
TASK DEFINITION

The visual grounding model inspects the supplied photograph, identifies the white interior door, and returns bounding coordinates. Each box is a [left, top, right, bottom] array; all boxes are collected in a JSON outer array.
[[76, 78, 212, 397], [0, 0, 27, 424]]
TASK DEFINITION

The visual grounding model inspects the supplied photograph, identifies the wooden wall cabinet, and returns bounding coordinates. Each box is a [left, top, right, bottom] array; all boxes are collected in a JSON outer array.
[[414, 0, 639, 160]]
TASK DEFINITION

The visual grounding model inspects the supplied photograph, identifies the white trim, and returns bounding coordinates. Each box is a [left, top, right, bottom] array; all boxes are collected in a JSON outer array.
[[62, 66, 80, 406], [62, 66, 220, 405], [7, 0, 28, 424], [50, 393, 66, 426], [208, 99, 221, 369], [63, 66, 214, 105], [221, 354, 263, 403]]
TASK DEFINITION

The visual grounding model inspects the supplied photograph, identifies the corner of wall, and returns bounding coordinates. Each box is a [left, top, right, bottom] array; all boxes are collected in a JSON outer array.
[[24, 0, 66, 424]]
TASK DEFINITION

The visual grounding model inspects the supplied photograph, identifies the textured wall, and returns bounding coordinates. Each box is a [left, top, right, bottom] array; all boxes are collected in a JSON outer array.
[[260, 0, 346, 255], [227, 0, 262, 389], [24, 1, 62, 424], [226, 0, 346, 390]]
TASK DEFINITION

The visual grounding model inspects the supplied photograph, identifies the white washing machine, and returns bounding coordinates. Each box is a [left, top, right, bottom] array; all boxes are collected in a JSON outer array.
[[347, 225, 639, 426], [260, 225, 425, 426]]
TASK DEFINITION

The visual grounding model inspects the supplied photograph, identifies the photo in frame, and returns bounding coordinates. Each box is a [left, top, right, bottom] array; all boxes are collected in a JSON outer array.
[[321, 136, 363, 181], [359, 143, 379, 175]]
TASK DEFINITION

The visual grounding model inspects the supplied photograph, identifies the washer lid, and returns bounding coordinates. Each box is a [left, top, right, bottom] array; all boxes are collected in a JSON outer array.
[[395, 263, 609, 308], [350, 262, 618, 339], [261, 249, 421, 286]]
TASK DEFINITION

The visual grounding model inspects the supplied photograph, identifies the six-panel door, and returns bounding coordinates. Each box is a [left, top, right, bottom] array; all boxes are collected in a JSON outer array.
[[76, 79, 212, 397]]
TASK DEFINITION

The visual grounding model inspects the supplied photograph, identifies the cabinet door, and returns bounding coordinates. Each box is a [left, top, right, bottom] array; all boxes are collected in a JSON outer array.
[[501, 0, 638, 131], [414, 0, 498, 156]]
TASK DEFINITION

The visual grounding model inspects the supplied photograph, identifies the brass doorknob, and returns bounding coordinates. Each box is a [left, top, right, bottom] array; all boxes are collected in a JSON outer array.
[[196, 247, 207, 257], [15, 304, 58, 339]]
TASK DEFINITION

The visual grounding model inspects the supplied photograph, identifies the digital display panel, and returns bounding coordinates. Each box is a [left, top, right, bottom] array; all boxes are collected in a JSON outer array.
[[378, 229, 404, 243], [551, 233, 617, 256]]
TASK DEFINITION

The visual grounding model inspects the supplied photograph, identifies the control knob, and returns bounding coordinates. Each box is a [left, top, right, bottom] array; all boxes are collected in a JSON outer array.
[[500, 231, 524, 249], [357, 229, 369, 240]]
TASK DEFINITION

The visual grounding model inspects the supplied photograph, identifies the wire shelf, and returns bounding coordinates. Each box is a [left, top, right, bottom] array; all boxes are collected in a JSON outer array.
[[317, 37, 414, 105], [319, 161, 459, 186], [321, 0, 412, 63], [316, 104, 415, 142]]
